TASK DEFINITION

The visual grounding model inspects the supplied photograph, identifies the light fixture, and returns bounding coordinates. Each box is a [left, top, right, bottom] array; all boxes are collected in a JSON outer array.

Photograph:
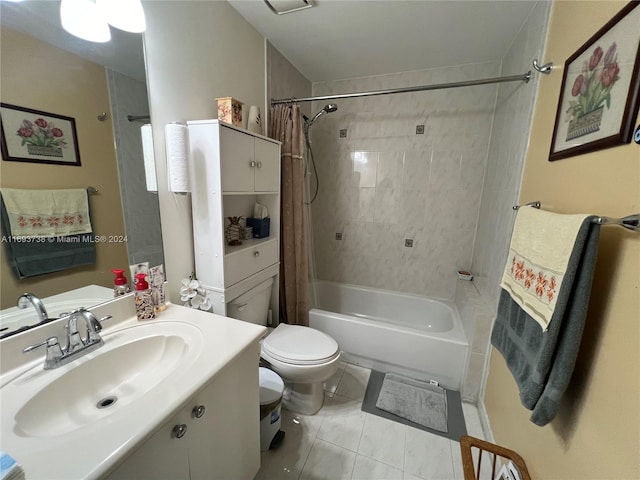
[[60, 0, 111, 43], [264, 0, 314, 15], [96, 0, 146, 33]]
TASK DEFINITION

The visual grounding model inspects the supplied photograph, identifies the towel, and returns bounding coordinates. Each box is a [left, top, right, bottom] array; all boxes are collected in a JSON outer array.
[[0, 193, 96, 279], [0, 452, 25, 480], [500, 206, 591, 331], [491, 208, 600, 426], [0, 188, 92, 237]]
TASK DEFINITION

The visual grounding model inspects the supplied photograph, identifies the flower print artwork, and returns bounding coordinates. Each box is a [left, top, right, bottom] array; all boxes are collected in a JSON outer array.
[[1, 103, 81, 166], [549, 2, 640, 161], [565, 42, 621, 141], [16, 117, 68, 156]]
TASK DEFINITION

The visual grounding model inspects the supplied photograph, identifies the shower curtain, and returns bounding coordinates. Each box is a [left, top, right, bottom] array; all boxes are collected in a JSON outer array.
[[269, 104, 309, 326]]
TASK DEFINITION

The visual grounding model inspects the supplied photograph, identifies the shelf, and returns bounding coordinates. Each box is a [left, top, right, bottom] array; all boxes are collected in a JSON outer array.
[[224, 237, 276, 257], [223, 191, 279, 195]]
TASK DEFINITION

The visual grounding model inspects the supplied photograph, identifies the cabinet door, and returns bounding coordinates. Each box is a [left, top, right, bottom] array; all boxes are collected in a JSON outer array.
[[188, 346, 261, 480], [220, 127, 254, 192], [254, 138, 280, 192], [105, 412, 190, 480]]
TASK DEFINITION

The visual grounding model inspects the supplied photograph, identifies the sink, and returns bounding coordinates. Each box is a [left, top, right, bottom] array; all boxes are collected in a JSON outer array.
[[4, 321, 204, 438]]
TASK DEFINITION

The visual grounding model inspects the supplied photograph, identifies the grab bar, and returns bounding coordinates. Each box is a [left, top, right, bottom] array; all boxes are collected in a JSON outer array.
[[512, 201, 640, 232]]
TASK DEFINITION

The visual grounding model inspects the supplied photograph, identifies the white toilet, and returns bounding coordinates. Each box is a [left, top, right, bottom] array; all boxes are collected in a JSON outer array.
[[227, 277, 341, 415]]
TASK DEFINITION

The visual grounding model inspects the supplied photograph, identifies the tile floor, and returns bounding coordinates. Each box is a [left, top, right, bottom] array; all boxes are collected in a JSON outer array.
[[255, 362, 486, 480]]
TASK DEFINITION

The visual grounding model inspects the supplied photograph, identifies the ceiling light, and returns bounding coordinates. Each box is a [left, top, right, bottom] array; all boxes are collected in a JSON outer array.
[[60, 0, 111, 43], [96, 0, 146, 33]]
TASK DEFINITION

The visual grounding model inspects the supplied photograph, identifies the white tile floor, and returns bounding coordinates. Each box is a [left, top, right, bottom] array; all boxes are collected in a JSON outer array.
[[255, 363, 486, 480]]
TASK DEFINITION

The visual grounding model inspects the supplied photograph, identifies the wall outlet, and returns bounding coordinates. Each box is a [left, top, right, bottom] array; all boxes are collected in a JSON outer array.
[[339, 129, 348, 138], [405, 239, 413, 247], [416, 125, 425, 135], [335, 232, 343, 240]]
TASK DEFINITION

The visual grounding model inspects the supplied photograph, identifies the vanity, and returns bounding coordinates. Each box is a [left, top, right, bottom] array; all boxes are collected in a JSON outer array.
[[0, 295, 265, 479]]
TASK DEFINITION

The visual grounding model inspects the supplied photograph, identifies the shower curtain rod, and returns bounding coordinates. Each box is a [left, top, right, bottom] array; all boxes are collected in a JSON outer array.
[[271, 59, 553, 106]]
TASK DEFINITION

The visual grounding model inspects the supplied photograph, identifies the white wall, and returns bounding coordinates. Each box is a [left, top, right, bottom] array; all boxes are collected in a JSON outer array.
[[143, 1, 265, 301]]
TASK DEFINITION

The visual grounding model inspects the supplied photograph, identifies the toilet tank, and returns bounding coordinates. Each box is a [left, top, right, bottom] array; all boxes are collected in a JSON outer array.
[[227, 277, 274, 325]]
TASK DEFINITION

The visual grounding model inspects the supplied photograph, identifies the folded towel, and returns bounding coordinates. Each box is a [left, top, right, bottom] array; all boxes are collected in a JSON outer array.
[[0, 451, 25, 480], [0, 194, 96, 279], [0, 188, 92, 237], [491, 209, 600, 426], [500, 206, 591, 331]]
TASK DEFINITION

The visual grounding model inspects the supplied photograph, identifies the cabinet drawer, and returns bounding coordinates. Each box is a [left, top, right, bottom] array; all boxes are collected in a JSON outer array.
[[224, 239, 278, 287]]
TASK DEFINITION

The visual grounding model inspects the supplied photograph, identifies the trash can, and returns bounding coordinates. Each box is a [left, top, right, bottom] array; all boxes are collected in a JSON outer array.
[[259, 367, 285, 451]]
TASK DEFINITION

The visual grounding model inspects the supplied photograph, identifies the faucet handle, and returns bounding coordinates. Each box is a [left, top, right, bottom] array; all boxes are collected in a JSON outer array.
[[22, 336, 60, 354]]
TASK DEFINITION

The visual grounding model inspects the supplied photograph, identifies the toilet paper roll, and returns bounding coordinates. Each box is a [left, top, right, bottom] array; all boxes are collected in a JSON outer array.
[[141, 124, 157, 192], [165, 123, 190, 193]]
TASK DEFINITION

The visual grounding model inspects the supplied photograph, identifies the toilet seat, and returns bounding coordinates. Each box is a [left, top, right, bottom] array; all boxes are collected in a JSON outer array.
[[261, 324, 339, 366]]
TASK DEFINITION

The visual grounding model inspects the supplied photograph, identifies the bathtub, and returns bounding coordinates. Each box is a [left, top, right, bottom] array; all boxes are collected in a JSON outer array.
[[309, 281, 468, 390]]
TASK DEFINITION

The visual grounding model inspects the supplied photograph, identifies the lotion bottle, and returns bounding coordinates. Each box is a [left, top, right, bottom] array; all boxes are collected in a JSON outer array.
[[134, 273, 155, 321]]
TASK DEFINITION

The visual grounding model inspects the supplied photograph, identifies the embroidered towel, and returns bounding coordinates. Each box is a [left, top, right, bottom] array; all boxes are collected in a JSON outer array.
[[500, 206, 590, 331], [0, 194, 96, 279], [492, 210, 600, 426], [0, 188, 92, 237]]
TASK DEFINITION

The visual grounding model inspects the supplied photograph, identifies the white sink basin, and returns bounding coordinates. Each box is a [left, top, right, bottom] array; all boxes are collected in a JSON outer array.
[[3, 321, 203, 438]]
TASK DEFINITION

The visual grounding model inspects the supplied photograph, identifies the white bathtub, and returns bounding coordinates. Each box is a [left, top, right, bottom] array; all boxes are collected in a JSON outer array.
[[309, 281, 468, 390]]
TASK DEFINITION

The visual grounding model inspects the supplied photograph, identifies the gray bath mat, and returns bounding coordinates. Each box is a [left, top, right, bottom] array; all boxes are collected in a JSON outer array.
[[375, 373, 448, 432], [362, 370, 467, 442]]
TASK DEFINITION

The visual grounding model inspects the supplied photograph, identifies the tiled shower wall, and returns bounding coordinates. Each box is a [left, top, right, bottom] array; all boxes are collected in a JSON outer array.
[[310, 63, 500, 299], [461, 0, 552, 403], [107, 70, 164, 267]]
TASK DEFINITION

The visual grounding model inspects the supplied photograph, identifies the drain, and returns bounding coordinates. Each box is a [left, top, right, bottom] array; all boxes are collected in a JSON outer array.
[[96, 396, 118, 409]]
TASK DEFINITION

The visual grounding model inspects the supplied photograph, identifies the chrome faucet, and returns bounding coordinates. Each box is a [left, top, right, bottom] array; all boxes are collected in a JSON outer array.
[[17, 292, 49, 323], [22, 307, 112, 369]]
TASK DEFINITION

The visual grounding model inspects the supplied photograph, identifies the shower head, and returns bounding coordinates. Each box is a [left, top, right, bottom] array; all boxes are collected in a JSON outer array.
[[305, 103, 338, 128]]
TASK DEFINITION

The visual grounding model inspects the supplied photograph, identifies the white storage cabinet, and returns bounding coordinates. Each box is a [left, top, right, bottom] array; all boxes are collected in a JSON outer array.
[[187, 120, 280, 319]]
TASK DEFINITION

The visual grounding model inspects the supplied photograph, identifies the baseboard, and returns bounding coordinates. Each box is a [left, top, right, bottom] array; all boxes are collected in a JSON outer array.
[[477, 399, 495, 443]]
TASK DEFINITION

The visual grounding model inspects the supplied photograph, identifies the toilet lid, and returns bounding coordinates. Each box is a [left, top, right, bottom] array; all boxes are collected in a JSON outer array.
[[259, 367, 284, 405], [262, 324, 339, 366]]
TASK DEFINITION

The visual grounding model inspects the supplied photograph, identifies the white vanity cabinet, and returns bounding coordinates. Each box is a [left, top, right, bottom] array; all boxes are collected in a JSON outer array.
[[105, 343, 261, 480], [187, 120, 280, 320]]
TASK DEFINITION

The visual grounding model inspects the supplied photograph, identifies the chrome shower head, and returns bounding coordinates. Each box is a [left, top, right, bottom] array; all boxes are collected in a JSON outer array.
[[306, 103, 338, 127]]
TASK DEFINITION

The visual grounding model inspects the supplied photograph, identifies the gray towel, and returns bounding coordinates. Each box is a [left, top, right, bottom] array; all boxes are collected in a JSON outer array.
[[0, 194, 96, 279], [491, 217, 600, 426]]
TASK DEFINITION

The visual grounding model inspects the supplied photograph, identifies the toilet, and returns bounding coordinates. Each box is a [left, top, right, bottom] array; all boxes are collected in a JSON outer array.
[[227, 277, 341, 415]]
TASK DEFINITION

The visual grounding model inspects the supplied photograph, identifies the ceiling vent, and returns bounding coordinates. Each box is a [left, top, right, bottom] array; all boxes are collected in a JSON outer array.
[[264, 0, 314, 15]]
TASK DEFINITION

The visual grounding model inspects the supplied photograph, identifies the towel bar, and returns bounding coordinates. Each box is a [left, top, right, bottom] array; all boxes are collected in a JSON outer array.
[[512, 202, 640, 232]]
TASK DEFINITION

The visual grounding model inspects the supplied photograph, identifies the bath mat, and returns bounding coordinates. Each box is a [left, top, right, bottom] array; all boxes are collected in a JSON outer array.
[[375, 373, 448, 432], [362, 370, 467, 442]]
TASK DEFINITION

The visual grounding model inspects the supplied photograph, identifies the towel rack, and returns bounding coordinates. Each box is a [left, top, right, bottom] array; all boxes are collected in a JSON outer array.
[[87, 186, 98, 194], [513, 201, 640, 232]]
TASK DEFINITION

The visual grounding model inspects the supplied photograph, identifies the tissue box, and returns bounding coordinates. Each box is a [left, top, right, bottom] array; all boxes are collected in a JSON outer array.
[[246, 218, 270, 238], [215, 97, 243, 127]]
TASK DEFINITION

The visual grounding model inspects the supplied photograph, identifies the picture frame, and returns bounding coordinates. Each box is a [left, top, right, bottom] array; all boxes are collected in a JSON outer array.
[[549, 2, 640, 161], [0, 103, 81, 166]]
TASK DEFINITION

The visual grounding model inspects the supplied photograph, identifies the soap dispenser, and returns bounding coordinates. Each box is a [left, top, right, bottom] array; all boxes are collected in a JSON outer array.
[[134, 273, 155, 321], [111, 269, 131, 297]]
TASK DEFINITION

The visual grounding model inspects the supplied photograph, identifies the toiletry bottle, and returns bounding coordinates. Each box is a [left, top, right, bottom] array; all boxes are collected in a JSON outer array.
[[134, 273, 155, 321], [111, 269, 131, 297]]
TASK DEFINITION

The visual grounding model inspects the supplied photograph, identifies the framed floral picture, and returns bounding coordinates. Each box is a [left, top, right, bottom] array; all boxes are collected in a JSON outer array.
[[0, 103, 81, 166], [549, 2, 640, 161]]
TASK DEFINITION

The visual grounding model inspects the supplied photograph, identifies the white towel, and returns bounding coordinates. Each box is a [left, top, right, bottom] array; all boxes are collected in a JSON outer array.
[[0, 452, 25, 480], [0, 188, 92, 237], [500, 206, 590, 331]]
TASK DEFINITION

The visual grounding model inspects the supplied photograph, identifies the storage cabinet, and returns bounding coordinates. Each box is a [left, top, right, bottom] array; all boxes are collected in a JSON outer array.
[[220, 126, 279, 193], [187, 120, 281, 319], [105, 344, 261, 480]]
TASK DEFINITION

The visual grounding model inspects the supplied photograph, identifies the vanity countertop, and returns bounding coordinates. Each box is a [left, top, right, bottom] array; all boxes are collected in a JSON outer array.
[[0, 299, 266, 479]]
